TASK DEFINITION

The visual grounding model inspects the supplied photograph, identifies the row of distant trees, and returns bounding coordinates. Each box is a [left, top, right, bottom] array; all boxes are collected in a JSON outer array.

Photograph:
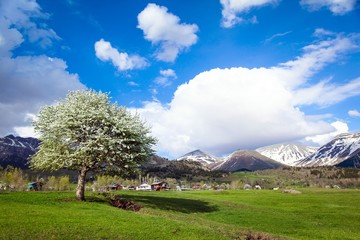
[[2, 165, 360, 192], [0, 167, 141, 191], [250, 167, 360, 188], [0, 166, 70, 191], [0, 166, 242, 191]]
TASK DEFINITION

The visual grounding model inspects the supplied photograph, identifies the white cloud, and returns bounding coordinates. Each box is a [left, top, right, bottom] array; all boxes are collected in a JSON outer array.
[[0, 0, 60, 52], [160, 69, 177, 78], [154, 78, 169, 87], [128, 81, 139, 87], [0, 55, 86, 137], [293, 77, 360, 107], [348, 110, 360, 117], [135, 31, 360, 158], [0, 0, 86, 137], [300, 0, 357, 15], [94, 39, 148, 71], [264, 31, 292, 44], [314, 28, 337, 37], [220, 0, 278, 28], [306, 121, 349, 146], [13, 113, 38, 138], [137, 3, 199, 62], [14, 126, 37, 138], [155, 69, 177, 87], [279, 34, 357, 88], [289, 30, 360, 106]]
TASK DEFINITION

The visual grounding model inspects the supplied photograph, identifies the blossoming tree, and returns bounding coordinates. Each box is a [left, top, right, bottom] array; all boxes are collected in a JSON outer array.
[[31, 90, 156, 201]]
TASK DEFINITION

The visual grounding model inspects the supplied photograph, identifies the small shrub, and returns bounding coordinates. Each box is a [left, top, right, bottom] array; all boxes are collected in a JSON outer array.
[[46, 176, 58, 190], [109, 194, 142, 211], [230, 180, 243, 190], [58, 176, 70, 191]]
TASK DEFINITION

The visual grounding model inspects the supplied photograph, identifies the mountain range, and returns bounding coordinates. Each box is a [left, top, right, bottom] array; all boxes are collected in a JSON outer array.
[[1, 132, 360, 171], [0, 135, 39, 169], [176, 132, 360, 170]]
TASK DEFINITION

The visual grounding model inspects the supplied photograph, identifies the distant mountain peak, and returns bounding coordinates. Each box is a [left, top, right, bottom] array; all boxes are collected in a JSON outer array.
[[210, 149, 283, 172], [177, 149, 219, 165], [256, 143, 318, 166], [296, 132, 360, 167]]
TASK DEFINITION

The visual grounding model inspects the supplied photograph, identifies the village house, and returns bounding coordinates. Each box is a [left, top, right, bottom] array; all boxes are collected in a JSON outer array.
[[151, 181, 169, 191], [136, 183, 151, 191]]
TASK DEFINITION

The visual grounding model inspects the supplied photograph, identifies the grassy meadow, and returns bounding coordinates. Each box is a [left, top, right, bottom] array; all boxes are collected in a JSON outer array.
[[0, 188, 359, 240]]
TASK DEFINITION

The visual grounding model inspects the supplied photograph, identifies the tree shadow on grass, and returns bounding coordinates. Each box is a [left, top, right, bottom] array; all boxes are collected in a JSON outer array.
[[86, 193, 110, 203], [119, 194, 218, 213]]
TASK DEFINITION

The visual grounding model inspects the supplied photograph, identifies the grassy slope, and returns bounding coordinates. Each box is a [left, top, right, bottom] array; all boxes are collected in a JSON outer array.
[[0, 191, 225, 240], [0, 189, 359, 240]]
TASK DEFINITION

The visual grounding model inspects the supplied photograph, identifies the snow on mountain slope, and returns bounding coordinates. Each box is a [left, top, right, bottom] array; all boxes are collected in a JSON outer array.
[[0, 135, 40, 168], [0, 135, 39, 151], [296, 132, 360, 167], [256, 143, 318, 166], [177, 149, 219, 165]]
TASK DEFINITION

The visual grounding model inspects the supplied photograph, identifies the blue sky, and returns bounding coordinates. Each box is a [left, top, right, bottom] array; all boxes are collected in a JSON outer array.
[[1, 0, 360, 158]]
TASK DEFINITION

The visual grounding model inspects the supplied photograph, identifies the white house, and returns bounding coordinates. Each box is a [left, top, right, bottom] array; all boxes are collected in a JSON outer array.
[[136, 183, 151, 191]]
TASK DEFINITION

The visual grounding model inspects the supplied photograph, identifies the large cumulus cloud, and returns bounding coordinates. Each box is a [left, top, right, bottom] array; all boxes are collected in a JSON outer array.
[[136, 31, 360, 158]]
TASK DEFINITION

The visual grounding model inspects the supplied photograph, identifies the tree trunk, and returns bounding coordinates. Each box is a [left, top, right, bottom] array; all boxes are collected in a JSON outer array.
[[76, 167, 88, 201]]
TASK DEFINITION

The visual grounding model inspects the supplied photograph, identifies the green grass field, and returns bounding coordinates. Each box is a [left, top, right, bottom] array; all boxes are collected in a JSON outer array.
[[0, 189, 359, 240]]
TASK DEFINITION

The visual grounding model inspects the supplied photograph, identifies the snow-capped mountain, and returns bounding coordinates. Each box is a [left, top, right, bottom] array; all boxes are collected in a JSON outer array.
[[256, 143, 318, 166], [176, 149, 219, 165], [210, 150, 283, 172], [0, 135, 40, 168], [296, 132, 360, 167]]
